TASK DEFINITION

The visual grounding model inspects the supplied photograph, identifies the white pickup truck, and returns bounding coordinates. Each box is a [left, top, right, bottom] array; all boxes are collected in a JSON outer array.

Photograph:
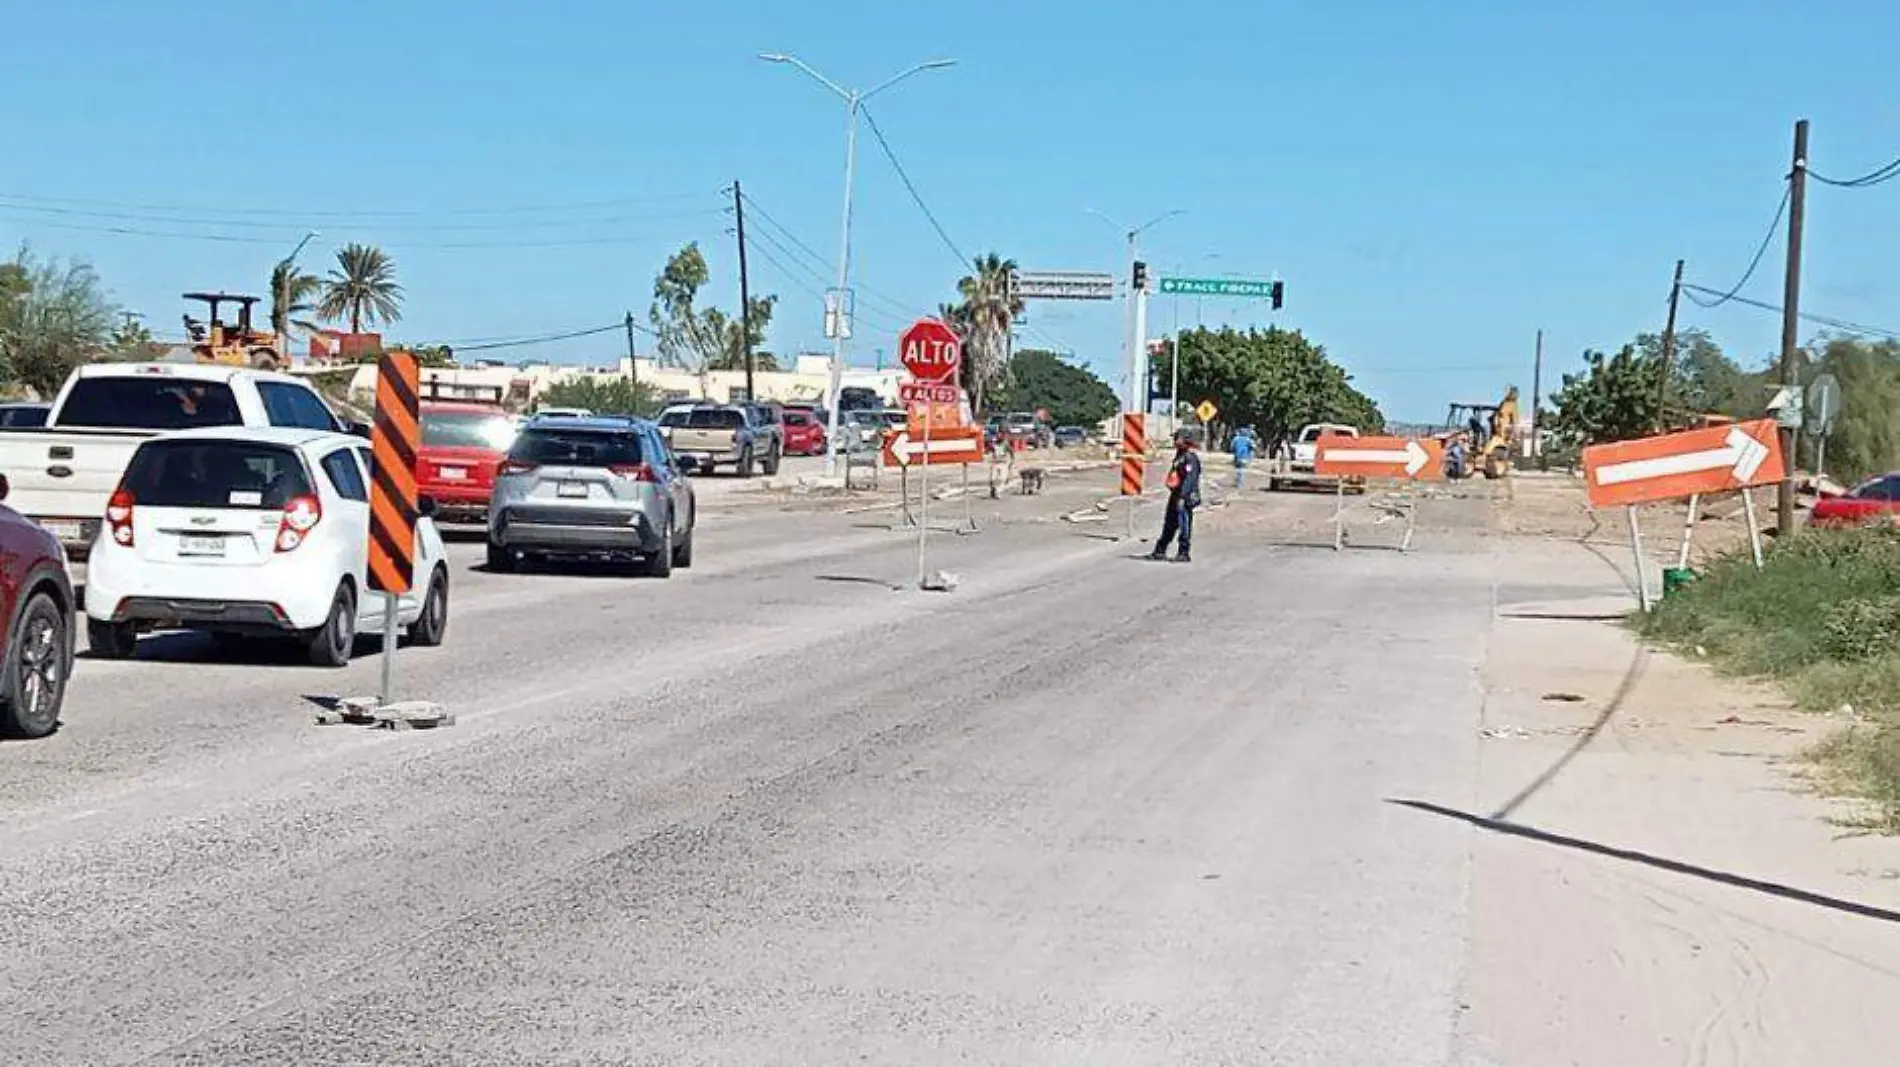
[[0, 362, 353, 557], [1266, 422, 1363, 491]]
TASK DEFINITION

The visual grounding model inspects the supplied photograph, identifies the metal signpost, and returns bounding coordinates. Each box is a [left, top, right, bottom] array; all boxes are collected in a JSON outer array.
[[898, 318, 962, 588], [1806, 371, 1842, 478]]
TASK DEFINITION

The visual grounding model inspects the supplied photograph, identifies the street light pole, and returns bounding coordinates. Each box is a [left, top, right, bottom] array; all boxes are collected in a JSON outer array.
[[274, 230, 320, 363], [1087, 209, 1185, 421], [759, 52, 957, 478]]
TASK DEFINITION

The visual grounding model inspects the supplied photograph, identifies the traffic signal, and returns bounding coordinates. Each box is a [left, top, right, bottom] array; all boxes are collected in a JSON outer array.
[[1270, 280, 1284, 310], [1132, 260, 1149, 293]]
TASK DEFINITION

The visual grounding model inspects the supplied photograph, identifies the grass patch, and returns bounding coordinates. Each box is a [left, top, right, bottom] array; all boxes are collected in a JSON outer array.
[[1636, 524, 1900, 830]]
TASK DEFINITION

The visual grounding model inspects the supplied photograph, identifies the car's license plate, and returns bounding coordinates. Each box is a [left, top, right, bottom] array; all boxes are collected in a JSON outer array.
[[43, 520, 83, 543], [178, 534, 224, 556], [557, 481, 589, 498], [439, 466, 469, 481]]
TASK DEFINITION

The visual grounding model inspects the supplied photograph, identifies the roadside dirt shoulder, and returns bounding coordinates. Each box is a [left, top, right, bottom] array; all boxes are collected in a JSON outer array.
[[1451, 537, 1900, 1066]]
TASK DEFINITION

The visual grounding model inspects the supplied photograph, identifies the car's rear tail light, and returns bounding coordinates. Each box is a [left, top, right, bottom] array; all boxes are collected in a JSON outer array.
[[499, 458, 539, 476], [106, 487, 136, 547], [275, 494, 322, 553], [609, 464, 660, 483]]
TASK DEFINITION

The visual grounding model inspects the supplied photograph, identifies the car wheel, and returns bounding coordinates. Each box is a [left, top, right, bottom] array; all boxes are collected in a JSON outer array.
[[409, 566, 449, 647], [643, 511, 675, 578], [86, 617, 138, 660], [764, 444, 782, 476], [486, 539, 517, 573], [671, 516, 695, 569], [2, 592, 70, 739], [305, 581, 357, 668]]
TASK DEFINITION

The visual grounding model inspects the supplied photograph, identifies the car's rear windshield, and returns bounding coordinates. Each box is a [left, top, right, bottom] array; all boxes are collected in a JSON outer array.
[[510, 428, 643, 467], [422, 409, 516, 450], [57, 377, 242, 430], [659, 408, 745, 430], [783, 411, 811, 426], [122, 440, 313, 510]]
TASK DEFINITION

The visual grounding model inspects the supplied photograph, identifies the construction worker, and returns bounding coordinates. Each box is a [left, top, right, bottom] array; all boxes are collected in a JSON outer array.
[[1149, 428, 1203, 563], [1231, 425, 1257, 489]]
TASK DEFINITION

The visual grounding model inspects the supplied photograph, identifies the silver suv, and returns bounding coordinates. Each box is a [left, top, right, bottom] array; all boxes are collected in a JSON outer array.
[[486, 416, 697, 577]]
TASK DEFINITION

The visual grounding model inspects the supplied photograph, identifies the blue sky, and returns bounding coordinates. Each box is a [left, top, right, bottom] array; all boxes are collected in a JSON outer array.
[[3, 0, 1896, 422]]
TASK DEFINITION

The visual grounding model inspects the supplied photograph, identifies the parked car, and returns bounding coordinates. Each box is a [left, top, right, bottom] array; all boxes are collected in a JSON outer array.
[[837, 409, 885, 453], [0, 473, 75, 738], [0, 362, 348, 558], [0, 402, 50, 428], [781, 407, 827, 455], [487, 415, 696, 577], [656, 403, 779, 477], [84, 427, 450, 667], [418, 400, 517, 524], [1810, 473, 1900, 527], [743, 402, 786, 464], [534, 406, 592, 418], [1053, 425, 1088, 448]]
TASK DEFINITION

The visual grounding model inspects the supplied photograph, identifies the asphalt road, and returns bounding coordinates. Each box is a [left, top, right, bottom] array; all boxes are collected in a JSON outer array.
[[0, 482, 1499, 1065]]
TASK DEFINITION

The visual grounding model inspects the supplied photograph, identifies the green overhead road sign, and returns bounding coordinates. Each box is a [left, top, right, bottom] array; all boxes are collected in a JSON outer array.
[[1159, 276, 1282, 300]]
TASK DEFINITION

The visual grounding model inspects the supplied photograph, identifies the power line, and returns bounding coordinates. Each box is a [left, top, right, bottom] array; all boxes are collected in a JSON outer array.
[[1679, 284, 1900, 340], [734, 191, 923, 322], [859, 106, 970, 271], [1682, 183, 1789, 308], [0, 213, 705, 251], [0, 188, 720, 219], [1807, 154, 1900, 189], [735, 194, 834, 274], [449, 323, 628, 352]]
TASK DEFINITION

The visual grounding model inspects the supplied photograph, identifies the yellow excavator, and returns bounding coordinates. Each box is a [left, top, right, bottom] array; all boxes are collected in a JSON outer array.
[[1443, 386, 1519, 479]]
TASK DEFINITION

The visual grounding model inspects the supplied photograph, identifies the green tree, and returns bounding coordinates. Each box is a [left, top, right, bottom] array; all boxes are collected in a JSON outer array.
[[1152, 326, 1383, 442], [988, 348, 1117, 427], [951, 253, 1022, 414], [269, 259, 322, 343], [104, 315, 164, 362], [1630, 328, 1767, 421], [704, 295, 779, 372], [0, 249, 117, 396], [318, 243, 403, 333], [649, 243, 779, 384], [1548, 344, 1664, 445], [1805, 336, 1900, 483], [538, 376, 662, 418]]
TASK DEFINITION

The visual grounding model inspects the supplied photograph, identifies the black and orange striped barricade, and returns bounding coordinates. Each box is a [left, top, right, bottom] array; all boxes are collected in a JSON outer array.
[[368, 349, 420, 704]]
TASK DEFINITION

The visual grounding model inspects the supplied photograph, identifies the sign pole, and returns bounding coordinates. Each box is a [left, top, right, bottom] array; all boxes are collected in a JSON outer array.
[[962, 463, 975, 532], [917, 399, 931, 584], [1742, 488, 1765, 569], [379, 593, 398, 705], [1333, 479, 1345, 551], [1676, 494, 1700, 570], [1626, 506, 1652, 611]]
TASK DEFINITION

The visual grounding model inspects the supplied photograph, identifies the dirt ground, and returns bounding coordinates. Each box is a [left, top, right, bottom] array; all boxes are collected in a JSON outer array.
[[1454, 478, 1900, 1065]]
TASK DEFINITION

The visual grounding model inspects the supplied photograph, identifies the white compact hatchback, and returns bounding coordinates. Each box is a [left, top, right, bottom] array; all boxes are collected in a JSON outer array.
[[84, 427, 450, 666]]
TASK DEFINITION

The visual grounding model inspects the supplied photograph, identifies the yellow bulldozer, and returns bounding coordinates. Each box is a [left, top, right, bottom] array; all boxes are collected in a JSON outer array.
[[1442, 386, 1520, 479], [182, 292, 283, 370]]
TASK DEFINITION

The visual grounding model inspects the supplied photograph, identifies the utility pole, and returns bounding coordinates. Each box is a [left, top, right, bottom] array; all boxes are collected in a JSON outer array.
[[1530, 329, 1543, 461], [1169, 296, 1181, 436], [1656, 258, 1684, 429], [624, 311, 639, 402], [1776, 119, 1809, 538], [733, 181, 756, 402]]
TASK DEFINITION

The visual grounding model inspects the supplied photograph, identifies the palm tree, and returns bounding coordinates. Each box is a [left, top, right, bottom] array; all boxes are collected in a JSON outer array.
[[317, 244, 403, 334], [269, 260, 321, 344], [954, 253, 1021, 415]]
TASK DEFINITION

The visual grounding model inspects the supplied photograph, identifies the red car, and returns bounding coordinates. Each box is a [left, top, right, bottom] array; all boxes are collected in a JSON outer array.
[[417, 401, 519, 524], [0, 473, 75, 739], [1810, 473, 1900, 527], [781, 407, 827, 456]]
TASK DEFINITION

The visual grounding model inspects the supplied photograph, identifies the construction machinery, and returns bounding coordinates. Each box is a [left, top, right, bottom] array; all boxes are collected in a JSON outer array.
[[1442, 386, 1520, 479], [181, 292, 282, 370]]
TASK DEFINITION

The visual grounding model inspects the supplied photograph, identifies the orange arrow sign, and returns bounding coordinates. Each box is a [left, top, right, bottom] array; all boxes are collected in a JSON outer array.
[[1582, 418, 1784, 508], [1314, 434, 1446, 481], [881, 426, 985, 467]]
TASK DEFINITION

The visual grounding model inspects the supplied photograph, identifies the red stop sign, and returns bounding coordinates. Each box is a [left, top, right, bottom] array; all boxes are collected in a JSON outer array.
[[899, 318, 962, 385]]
